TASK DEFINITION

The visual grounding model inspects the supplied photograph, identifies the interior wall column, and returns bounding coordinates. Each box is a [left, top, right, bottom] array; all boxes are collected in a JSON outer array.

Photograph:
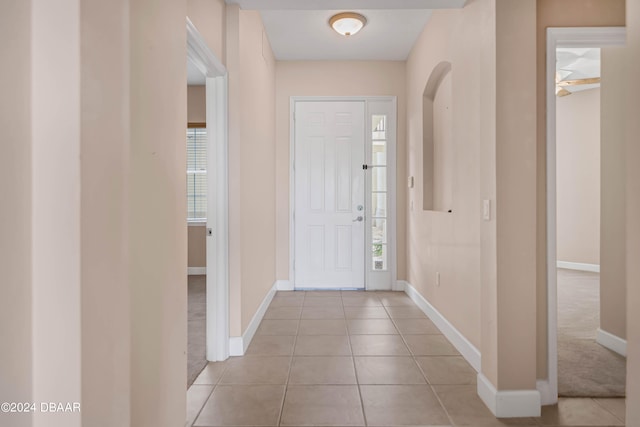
[[479, 0, 539, 417], [129, 0, 188, 425]]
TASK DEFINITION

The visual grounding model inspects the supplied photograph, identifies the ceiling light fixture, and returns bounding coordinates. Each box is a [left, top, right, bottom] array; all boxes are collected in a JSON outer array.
[[329, 12, 367, 37]]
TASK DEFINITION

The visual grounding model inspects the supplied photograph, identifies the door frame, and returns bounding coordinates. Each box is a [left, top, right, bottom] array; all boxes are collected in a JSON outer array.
[[544, 26, 626, 404], [187, 18, 230, 361], [289, 96, 397, 290]]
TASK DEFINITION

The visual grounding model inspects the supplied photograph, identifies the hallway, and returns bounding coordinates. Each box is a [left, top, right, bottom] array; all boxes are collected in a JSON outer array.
[[186, 291, 626, 426]]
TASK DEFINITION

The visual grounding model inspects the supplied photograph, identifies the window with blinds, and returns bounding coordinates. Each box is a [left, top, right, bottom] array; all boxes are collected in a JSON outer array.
[[187, 126, 207, 222]]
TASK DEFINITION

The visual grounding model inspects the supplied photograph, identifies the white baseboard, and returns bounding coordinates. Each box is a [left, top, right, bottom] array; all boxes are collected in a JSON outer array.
[[478, 374, 541, 418], [188, 267, 206, 275], [393, 280, 408, 292], [402, 281, 481, 372], [596, 328, 627, 357], [228, 281, 278, 356], [276, 280, 294, 291], [536, 379, 556, 406], [557, 261, 600, 273], [229, 337, 243, 356], [366, 282, 393, 291]]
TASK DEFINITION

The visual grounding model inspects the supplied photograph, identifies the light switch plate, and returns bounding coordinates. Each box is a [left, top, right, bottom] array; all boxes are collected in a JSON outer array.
[[483, 200, 491, 221]]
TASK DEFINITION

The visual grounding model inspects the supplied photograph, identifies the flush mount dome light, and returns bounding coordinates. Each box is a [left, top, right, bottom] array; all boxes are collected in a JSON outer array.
[[329, 12, 367, 36]]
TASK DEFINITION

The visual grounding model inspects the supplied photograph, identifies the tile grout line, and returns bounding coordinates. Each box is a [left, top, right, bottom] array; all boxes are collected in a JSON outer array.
[[276, 289, 304, 427], [190, 359, 229, 427], [188, 385, 216, 427], [384, 299, 458, 427], [590, 397, 627, 425], [346, 292, 380, 427]]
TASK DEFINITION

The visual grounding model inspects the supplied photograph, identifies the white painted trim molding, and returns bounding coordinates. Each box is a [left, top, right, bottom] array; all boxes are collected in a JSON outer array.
[[478, 374, 541, 418], [557, 261, 600, 273], [402, 281, 481, 372], [393, 280, 408, 292], [536, 380, 555, 406], [229, 281, 278, 356], [276, 280, 294, 291], [596, 328, 627, 357], [188, 267, 207, 275]]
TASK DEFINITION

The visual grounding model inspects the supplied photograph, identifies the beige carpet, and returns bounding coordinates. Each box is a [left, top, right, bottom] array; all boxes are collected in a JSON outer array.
[[557, 268, 626, 397], [188, 275, 207, 387]]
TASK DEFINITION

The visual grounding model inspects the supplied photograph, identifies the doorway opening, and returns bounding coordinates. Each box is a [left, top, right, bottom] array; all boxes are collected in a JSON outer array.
[[545, 26, 626, 404], [186, 18, 229, 388], [290, 97, 397, 291]]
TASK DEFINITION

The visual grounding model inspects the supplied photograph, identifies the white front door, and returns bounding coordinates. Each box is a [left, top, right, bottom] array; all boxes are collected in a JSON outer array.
[[294, 101, 365, 289]]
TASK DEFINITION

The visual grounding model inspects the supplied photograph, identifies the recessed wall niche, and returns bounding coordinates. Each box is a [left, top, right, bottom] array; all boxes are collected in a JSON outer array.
[[422, 61, 453, 212]]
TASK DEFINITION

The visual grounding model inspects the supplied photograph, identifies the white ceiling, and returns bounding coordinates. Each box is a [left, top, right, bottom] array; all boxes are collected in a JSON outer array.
[[556, 47, 600, 94], [228, 0, 466, 61], [228, 0, 467, 10], [260, 9, 433, 61]]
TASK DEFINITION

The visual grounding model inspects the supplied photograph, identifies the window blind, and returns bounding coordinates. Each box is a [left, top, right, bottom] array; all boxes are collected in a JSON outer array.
[[187, 127, 207, 221]]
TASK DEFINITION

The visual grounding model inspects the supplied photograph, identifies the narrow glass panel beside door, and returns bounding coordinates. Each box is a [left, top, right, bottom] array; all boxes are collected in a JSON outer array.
[[371, 115, 388, 271]]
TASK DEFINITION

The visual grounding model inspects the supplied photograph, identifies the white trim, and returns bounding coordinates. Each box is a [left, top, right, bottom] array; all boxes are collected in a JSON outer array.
[[403, 281, 481, 372], [536, 380, 555, 406], [187, 18, 230, 363], [229, 337, 243, 356], [365, 99, 398, 291], [289, 96, 398, 291], [276, 280, 294, 291], [229, 281, 278, 356], [400, 280, 542, 416], [366, 281, 393, 291], [187, 18, 227, 77], [188, 221, 207, 227], [596, 328, 627, 357], [393, 280, 408, 292], [545, 26, 626, 405], [478, 374, 541, 418], [556, 261, 600, 273], [188, 267, 207, 275]]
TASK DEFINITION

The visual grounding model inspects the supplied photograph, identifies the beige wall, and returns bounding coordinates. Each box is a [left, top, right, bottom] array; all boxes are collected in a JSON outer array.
[[227, 6, 277, 335], [80, 0, 131, 425], [494, 0, 538, 390], [187, 0, 226, 65], [406, 6, 483, 351], [601, 48, 627, 341], [1, 1, 187, 426], [432, 72, 454, 212], [188, 225, 207, 268], [187, 85, 207, 269], [31, 0, 83, 424], [625, 1, 640, 423], [275, 61, 407, 282], [407, 0, 538, 391], [188, 85, 206, 123], [535, 0, 626, 379], [0, 2, 32, 426], [556, 88, 600, 265], [129, 0, 187, 424]]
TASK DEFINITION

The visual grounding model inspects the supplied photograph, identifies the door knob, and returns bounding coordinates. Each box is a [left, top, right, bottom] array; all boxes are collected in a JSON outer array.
[[353, 216, 363, 222]]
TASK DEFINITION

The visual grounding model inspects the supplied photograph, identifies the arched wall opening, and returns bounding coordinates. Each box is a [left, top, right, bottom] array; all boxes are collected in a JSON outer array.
[[423, 61, 453, 212]]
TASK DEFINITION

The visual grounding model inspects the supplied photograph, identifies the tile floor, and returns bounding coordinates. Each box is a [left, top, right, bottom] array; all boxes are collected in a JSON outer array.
[[187, 290, 626, 427]]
